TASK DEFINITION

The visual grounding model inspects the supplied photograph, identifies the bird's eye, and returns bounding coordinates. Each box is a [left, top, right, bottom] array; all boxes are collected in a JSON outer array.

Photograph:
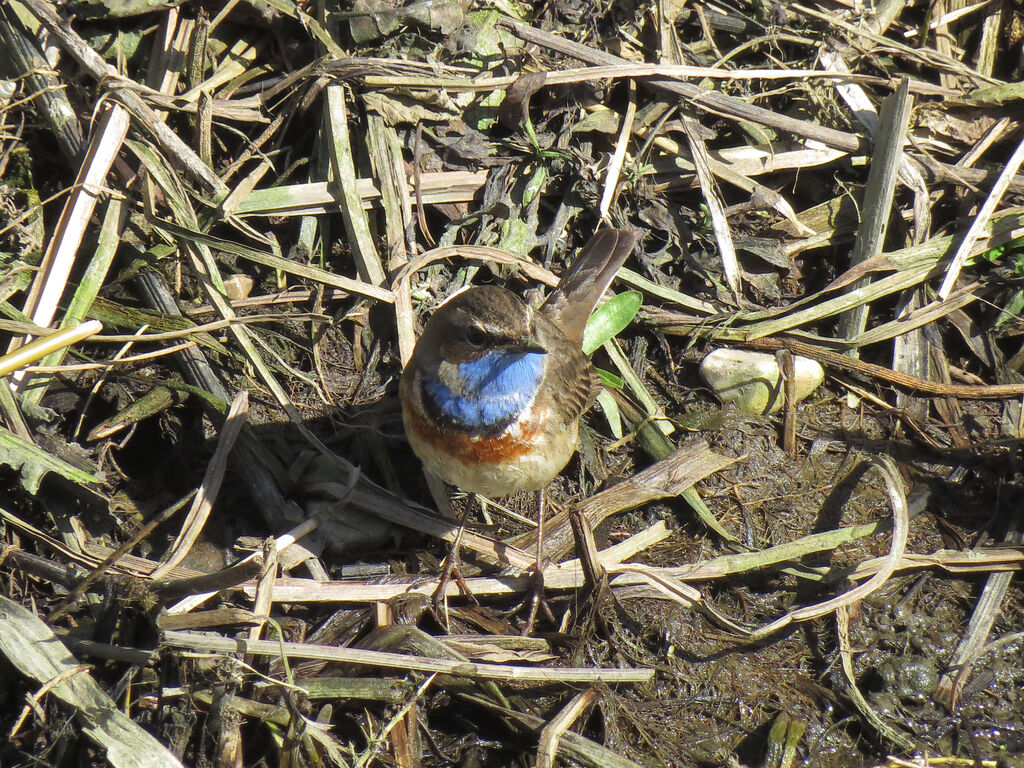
[[465, 326, 487, 347]]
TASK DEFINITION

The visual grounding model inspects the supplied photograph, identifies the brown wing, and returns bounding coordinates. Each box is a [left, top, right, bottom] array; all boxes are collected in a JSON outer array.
[[540, 229, 638, 345], [560, 357, 603, 426], [534, 310, 604, 427]]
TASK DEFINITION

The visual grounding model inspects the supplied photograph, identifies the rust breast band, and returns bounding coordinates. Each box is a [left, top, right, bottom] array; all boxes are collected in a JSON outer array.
[[405, 403, 541, 465]]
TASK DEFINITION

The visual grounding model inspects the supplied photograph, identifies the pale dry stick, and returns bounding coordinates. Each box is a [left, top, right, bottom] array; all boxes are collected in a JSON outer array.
[[0, 321, 102, 378], [938, 133, 1024, 298], [219, 160, 272, 217], [8, 105, 128, 388], [606, 562, 752, 634], [168, 538, 1024, 608], [536, 688, 601, 768], [26, 192, 125, 398], [929, 0, 961, 92], [365, 113, 413, 272], [956, 116, 1012, 169], [324, 85, 387, 286], [683, 114, 739, 295], [145, 9, 191, 120], [135, 94, 264, 122], [244, 522, 672, 605], [934, 514, 1022, 709], [709, 142, 848, 177], [208, 0, 244, 30], [149, 391, 249, 579], [24, 342, 199, 373], [246, 540, 278, 644], [904, 1, 991, 37], [598, 80, 636, 223], [820, 52, 930, 243], [179, 37, 258, 103], [558, 520, 671, 572], [164, 514, 325, 614], [0, 507, 105, 569], [835, 78, 914, 356], [245, 539, 1024, 607], [975, 0, 1004, 78], [821, 46, 883, 136], [234, 171, 488, 217], [359, 65, 947, 93], [162, 630, 654, 683], [17, 0, 225, 196]]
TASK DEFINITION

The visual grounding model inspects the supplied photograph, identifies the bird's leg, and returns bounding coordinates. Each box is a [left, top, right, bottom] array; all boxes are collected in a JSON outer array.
[[523, 488, 557, 635], [431, 507, 479, 631]]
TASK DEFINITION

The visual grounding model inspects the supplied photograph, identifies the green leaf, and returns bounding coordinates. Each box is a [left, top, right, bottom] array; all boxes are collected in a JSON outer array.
[[0, 427, 102, 494], [595, 366, 623, 389], [581, 291, 642, 355], [995, 288, 1024, 331]]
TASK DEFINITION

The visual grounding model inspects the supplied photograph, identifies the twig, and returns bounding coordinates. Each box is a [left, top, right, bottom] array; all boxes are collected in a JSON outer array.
[[683, 114, 739, 295], [536, 688, 601, 768], [598, 80, 635, 222], [738, 337, 1024, 399], [835, 78, 913, 353], [162, 630, 654, 683], [938, 132, 1024, 299]]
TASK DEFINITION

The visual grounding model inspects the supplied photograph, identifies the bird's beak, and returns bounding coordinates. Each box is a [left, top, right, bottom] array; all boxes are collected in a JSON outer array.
[[504, 338, 547, 354]]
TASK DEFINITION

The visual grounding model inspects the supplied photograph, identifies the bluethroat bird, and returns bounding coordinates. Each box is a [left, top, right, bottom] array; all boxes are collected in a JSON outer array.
[[400, 228, 638, 498]]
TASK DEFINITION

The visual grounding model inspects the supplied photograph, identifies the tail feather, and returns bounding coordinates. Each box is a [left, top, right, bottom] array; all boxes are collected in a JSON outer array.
[[540, 229, 638, 345]]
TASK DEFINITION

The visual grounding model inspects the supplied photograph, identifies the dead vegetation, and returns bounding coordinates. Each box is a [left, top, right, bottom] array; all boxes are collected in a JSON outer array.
[[1, 0, 1024, 766]]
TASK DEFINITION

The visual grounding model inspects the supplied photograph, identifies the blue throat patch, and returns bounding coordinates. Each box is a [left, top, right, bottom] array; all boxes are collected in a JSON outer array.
[[423, 350, 546, 435]]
